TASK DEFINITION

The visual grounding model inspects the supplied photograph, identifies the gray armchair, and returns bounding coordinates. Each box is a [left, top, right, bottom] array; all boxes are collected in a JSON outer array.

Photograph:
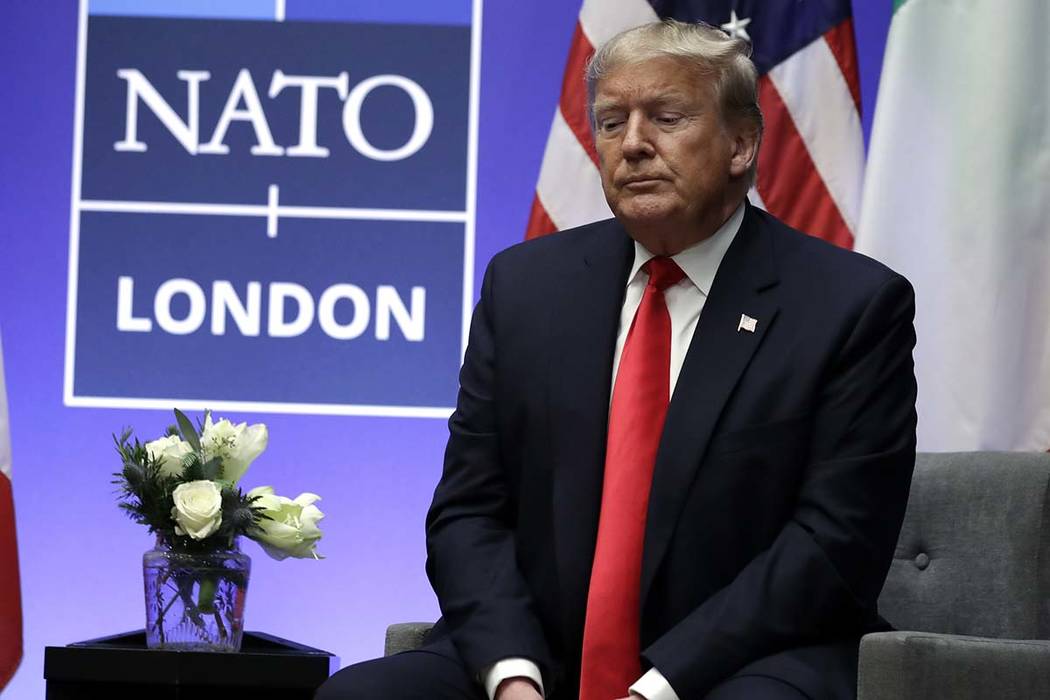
[[385, 621, 433, 656], [858, 451, 1050, 699], [386, 452, 1050, 698]]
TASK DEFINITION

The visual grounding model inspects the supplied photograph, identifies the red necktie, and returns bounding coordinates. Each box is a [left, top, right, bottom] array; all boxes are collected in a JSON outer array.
[[579, 257, 684, 700]]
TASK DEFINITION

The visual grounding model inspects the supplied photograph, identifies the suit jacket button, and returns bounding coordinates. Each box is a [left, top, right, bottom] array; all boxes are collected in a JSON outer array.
[[914, 552, 930, 570]]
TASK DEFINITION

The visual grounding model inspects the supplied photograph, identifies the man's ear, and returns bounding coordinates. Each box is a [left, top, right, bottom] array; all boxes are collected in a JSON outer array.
[[728, 124, 760, 179]]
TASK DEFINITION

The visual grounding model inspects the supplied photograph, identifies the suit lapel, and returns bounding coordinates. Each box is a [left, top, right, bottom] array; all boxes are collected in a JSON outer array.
[[640, 205, 781, 606], [548, 220, 633, 646]]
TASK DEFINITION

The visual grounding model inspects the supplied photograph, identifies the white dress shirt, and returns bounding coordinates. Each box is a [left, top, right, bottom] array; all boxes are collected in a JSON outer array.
[[483, 202, 745, 700]]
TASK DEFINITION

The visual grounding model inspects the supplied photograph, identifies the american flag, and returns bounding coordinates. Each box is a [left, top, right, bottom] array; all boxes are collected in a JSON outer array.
[[525, 0, 863, 250]]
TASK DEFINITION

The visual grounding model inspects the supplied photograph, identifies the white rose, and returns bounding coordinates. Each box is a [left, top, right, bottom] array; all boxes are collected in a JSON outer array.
[[144, 435, 194, 479], [247, 486, 324, 561], [200, 415, 268, 485], [171, 480, 223, 540]]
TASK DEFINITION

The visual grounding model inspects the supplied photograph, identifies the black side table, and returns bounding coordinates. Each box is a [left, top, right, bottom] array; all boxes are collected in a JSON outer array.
[[44, 630, 338, 699]]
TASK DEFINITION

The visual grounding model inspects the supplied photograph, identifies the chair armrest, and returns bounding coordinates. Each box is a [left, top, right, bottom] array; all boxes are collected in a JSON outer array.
[[384, 622, 435, 656], [858, 631, 1050, 700]]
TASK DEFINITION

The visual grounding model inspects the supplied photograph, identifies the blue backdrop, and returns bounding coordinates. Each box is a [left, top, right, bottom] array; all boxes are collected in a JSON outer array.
[[0, 2, 891, 697]]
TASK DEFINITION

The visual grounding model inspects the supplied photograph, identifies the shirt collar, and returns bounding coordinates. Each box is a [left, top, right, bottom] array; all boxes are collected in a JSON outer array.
[[626, 201, 746, 296]]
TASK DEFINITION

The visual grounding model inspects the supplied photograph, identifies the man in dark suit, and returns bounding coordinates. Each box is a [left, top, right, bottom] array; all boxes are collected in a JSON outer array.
[[317, 19, 915, 700]]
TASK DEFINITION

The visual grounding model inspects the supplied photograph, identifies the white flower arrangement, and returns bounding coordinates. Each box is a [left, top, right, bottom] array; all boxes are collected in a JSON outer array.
[[114, 409, 324, 559]]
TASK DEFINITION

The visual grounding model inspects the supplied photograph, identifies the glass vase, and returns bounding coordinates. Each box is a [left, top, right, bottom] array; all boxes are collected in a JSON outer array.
[[143, 538, 251, 652]]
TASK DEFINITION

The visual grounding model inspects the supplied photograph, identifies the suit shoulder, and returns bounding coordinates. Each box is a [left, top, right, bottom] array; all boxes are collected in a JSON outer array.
[[486, 218, 624, 271], [758, 208, 913, 296]]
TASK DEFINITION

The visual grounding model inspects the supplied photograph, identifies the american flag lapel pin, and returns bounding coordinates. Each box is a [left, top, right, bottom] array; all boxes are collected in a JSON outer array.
[[737, 314, 758, 333]]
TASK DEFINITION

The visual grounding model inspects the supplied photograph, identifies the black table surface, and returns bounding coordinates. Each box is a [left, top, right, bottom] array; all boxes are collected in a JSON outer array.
[[44, 630, 338, 700]]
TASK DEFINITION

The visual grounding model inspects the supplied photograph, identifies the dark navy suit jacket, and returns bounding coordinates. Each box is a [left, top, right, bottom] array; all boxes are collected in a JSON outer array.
[[424, 203, 917, 699]]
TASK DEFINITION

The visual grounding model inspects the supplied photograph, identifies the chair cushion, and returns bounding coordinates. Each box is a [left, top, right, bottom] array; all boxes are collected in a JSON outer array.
[[878, 452, 1050, 638]]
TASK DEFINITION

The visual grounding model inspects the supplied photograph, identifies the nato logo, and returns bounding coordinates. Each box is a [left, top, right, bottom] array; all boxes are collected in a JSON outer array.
[[65, 0, 481, 417]]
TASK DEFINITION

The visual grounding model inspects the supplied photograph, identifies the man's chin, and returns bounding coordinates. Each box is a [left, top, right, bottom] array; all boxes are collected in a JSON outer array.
[[613, 202, 681, 229]]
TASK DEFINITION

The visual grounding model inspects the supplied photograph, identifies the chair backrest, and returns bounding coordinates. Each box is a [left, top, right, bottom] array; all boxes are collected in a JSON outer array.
[[879, 451, 1050, 638]]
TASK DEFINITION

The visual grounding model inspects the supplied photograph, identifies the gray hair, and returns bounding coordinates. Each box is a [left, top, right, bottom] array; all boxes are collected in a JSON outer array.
[[585, 19, 764, 175]]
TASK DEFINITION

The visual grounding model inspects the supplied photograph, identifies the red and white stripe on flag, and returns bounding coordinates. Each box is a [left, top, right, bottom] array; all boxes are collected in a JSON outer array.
[[0, 331, 21, 690], [524, 0, 864, 251]]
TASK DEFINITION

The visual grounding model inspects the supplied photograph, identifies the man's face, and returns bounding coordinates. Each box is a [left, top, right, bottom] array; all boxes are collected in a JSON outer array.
[[592, 56, 752, 245]]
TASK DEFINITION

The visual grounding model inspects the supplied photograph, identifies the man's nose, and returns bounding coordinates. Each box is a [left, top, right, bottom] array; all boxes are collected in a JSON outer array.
[[621, 113, 654, 160]]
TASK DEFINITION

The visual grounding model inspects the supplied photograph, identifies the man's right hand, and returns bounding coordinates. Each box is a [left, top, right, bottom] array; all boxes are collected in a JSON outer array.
[[494, 677, 543, 700]]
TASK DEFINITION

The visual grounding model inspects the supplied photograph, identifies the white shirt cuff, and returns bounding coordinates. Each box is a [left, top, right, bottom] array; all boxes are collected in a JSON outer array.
[[629, 667, 681, 700], [482, 658, 545, 699]]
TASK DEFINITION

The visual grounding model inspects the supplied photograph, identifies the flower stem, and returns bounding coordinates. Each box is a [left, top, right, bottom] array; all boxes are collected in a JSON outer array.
[[213, 609, 228, 641], [197, 575, 218, 613]]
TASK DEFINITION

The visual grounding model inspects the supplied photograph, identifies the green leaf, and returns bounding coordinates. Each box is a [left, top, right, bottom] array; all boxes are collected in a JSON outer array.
[[181, 454, 204, 482], [174, 409, 201, 452], [199, 457, 223, 482]]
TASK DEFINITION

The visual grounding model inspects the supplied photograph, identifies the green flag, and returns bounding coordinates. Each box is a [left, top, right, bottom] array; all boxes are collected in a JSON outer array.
[[856, 0, 1050, 450]]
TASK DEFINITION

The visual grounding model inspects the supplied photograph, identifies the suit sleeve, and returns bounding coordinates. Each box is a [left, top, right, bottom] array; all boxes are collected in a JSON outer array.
[[643, 273, 918, 697], [425, 258, 555, 684]]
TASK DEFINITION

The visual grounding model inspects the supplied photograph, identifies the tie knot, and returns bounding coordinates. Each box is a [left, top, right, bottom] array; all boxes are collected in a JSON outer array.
[[643, 257, 685, 291]]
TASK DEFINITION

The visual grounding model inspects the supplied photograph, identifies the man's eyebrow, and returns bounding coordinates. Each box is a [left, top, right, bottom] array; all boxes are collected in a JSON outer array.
[[592, 93, 696, 113], [591, 99, 621, 114]]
